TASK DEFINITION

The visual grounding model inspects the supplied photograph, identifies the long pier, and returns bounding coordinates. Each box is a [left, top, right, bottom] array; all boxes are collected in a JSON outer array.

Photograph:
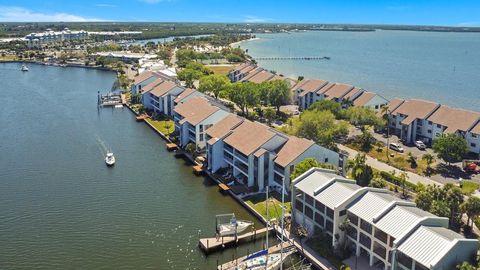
[[198, 227, 272, 254], [254, 56, 330, 61]]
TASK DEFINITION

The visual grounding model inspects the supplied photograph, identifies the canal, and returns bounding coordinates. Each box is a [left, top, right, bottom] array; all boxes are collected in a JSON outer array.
[[0, 63, 271, 269]]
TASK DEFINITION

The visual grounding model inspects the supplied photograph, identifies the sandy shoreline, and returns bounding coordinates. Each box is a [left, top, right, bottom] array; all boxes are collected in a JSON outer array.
[[230, 37, 260, 47]]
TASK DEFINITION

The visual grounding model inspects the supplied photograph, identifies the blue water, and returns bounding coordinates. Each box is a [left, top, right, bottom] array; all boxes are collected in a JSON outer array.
[[240, 30, 480, 111]]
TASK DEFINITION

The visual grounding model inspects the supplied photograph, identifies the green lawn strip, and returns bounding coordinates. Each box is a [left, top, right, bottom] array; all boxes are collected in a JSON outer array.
[[145, 119, 174, 135], [244, 193, 291, 221]]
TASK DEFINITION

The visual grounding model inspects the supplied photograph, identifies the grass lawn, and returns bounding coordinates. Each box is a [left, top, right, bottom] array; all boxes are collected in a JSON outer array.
[[461, 180, 480, 195], [206, 65, 234, 75], [244, 192, 291, 221], [145, 118, 174, 136]]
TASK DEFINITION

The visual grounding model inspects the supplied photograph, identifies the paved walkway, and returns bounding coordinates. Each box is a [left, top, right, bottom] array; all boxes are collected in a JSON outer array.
[[338, 144, 441, 186]]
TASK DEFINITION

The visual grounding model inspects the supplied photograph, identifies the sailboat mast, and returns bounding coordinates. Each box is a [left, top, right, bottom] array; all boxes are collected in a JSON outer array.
[[265, 185, 269, 268], [280, 177, 285, 270]]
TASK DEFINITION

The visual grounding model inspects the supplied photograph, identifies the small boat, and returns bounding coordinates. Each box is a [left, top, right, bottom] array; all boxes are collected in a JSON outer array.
[[217, 216, 253, 237], [21, 64, 29, 71], [105, 152, 115, 166]]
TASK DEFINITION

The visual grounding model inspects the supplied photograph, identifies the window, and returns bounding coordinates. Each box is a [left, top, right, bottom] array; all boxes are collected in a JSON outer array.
[[428, 121, 432, 125], [437, 124, 442, 128], [326, 220, 333, 233], [397, 252, 412, 269], [472, 133, 478, 138], [347, 226, 357, 240], [295, 200, 303, 212], [373, 241, 386, 259], [316, 202, 325, 214], [359, 232, 371, 248], [305, 206, 314, 220], [326, 207, 334, 219], [339, 210, 347, 217], [324, 158, 329, 163], [347, 212, 359, 226], [427, 129, 432, 134], [304, 194, 314, 207], [471, 143, 477, 147], [315, 213, 324, 227], [199, 133, 204, 141], [374, 229, 388, 244], [360, 219, 372, 234]]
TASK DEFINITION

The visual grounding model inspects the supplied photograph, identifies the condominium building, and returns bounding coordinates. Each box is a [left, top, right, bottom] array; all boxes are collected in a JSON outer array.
[[173, 97, 229, 150], [131, 71, 176, 95], [228, 63, 257, 82], [292, 169, 478, 270], [25, 28, 88, 48], [206, 117, 344, 192], [142, 80, 185, 116]]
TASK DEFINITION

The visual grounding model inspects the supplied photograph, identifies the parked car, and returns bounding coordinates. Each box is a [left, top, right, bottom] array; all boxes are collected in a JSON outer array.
[[389, 143, 404, 153], [415, 140, 426, 150]]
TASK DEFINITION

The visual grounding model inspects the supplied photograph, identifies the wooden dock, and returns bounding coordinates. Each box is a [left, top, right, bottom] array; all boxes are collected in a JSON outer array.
[[199, 227, 272, 254], [254, 56, 330, 61], [192, 165, 204, 175], [217, 242, 294, 270], [165, 143, 178, 151], [136, 114, 150, 121]]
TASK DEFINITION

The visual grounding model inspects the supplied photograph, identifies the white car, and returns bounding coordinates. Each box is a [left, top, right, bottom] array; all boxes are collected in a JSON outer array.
[[389, 143, 404, 153], [415, 140, 426, 150]]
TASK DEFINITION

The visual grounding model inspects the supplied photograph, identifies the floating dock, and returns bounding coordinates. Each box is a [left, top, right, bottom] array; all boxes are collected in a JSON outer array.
[[192, 165, 204, 175], [217, 242, 294, 270], [136, 114, 150, 121], [199, 227, 272, 254]]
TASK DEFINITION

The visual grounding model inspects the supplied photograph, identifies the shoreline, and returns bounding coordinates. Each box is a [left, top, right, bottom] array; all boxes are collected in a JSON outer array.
[[230, 37, 260, 47], [0, 60, 116, 72]]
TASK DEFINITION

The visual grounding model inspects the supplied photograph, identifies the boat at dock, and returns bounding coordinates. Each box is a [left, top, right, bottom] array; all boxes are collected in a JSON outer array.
[[105, 152, 115, 166], [217, 215, 253, 237], [21, 64, 29, 71]]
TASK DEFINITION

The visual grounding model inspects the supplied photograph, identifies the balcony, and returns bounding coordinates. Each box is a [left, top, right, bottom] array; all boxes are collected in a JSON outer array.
[[235, 161, 249, 176], [235, 152, 249, 165], [274, 164, 285, 176], [224, 144, 234, 154]]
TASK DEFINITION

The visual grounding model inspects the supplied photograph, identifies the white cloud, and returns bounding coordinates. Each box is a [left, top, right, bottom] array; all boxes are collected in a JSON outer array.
[[243, 15, 270, 23], [0, 6, 105, 22], [95, 4, 117, 8]]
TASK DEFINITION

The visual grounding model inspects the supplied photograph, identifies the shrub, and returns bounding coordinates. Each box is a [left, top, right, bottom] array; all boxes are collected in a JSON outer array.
[[380, 171, 416, 191]]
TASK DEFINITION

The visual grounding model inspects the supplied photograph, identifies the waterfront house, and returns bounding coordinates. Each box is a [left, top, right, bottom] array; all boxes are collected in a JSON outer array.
[[426, 105, 480, 154], [142, 80, 186, 116], [241, 68, 276, 84], [173, 97, 229, 150], [206, 118, 343, 192], [351, 90, 388, 111], [322, 83, 355, 102], [292, 168, 478, 270], [131, 70, 176, 95], [294, 79, 330, 110], [387, 99, 440, 144], [25, 28, 88, 48], [173, 88, 204, 107], [228, 63, 257, 82], [469, 122, 480, 157]]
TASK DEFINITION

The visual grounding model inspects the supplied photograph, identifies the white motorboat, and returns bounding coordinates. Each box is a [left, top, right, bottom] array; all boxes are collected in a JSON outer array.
[[21, 64, 29, 71], [217, 216, 253, 237], [105, 152, 115, 166]]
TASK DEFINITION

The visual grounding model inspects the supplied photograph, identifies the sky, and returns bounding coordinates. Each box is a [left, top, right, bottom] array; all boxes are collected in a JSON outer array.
[[0, 0, 479, 26]]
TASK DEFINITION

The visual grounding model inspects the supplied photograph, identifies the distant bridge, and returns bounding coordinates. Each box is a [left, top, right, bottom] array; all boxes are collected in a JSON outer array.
[[253, 56, 330, 61]]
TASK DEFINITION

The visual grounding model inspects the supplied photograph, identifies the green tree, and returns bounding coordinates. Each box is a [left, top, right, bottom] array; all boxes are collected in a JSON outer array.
[[430, 200, 451, 218], [267, 80, 291, 113], [290, 158, 335, 181], [415, 189, 434, 211], [227, 82, 259, 117], [177, 68, 202, 88], [185, 143, 196, 155], [344, 106, 385, 129], [198, 75, 231, 99], [264, 107, 276, 125], [351, 153, 373, 187], [445, 185, 464, 228], [357, 130, 375, 152], [399, 171, 409, 198], [308, 99, 342, 118], [296, 110, 349, 150], [456, 261, 478, 270], [369, 177, 387, 188], [407, 152, 417, 168], [432, 133, 468, 164], [422, 153, 435, 175], [461, 196, 480, 227]]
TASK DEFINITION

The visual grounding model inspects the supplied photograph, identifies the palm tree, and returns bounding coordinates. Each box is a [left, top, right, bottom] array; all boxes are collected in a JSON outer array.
[[399, 171, 409, 198], [422, 153, 435, 175], [380, 105, 391, 160]]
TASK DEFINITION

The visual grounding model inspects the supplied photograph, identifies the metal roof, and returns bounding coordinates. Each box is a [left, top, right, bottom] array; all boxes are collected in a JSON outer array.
[[398, 226, 463, 268], [347, 191, 400, 222], [293, 171, 339, 197], [374, 205, 434, 239], [314, 181, 360, 209]]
